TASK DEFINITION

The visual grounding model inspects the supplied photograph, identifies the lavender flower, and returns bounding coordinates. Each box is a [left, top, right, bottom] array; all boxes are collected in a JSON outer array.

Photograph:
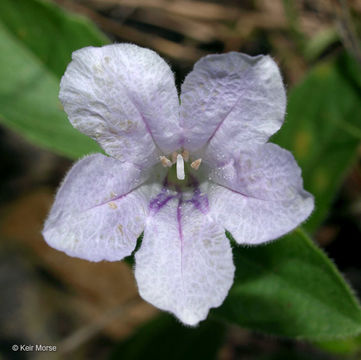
[[42, 44, 314, 325]]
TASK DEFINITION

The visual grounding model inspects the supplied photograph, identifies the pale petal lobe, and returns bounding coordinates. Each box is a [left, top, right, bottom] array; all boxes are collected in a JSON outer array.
[[60, 44, 181, 166], [210, 143, 308, 201], [210, 184, 313, 245], [42, 154, 153, 262], [180, 52, 286, 165], [208, 144, 314, 244], [135, 198, 235, 326]]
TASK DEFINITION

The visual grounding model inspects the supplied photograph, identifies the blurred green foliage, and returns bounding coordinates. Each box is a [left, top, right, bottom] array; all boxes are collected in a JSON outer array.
[[273, 53, 361, 232], [109, 315, 225, 360], [315, 334, 361, 357], [0, 0, 104, 158]]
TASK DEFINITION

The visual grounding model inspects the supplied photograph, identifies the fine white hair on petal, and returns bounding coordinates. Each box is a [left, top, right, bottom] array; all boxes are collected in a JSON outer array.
[[180, 52, 286, 165], [42, 154, 158, 262], [209, 184, 314, 245], [135, 198, 235, 326], [59, 44, 181, 167], [209, 143, 308, 202], [207, 143, 314, 244]]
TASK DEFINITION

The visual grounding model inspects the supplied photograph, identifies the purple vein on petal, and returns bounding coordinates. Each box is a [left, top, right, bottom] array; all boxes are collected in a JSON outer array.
[[177, 193, 185, 292], [206, 87, 247, 144], [119, 61, 164, 152], [149, 188, 175, 214], [188, 188, 209, 214], [204, 66, 254, 145], [213, 181, 285, 202], [186, 175, 210, 214], [87, 186, 137, 211]]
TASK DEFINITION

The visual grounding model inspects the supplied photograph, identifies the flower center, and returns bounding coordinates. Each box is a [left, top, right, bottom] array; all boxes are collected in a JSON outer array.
[[160, 151, 202, 186]]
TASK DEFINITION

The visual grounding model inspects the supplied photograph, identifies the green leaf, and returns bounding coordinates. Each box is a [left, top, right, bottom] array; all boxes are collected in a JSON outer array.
[[109, 315, 226, 360], [0, 0, 107, 159], [272, 53, 361, 232], [315, 334, 361, 356], [214, 229, 361, 340]]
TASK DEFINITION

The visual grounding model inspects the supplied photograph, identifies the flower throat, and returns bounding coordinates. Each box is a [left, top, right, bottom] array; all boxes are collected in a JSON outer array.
[[160, 150, 202, 188]]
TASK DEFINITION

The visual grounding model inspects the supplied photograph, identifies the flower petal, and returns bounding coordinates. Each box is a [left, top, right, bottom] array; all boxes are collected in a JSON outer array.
[[42, 154, 157, 261], [209, 184, 313, 244], [209, 143, 311, 202], [60, 44, 181, 166], [135, 197, 235, 325], [208, 144, 314, 244], [180, 52, 286, 164]]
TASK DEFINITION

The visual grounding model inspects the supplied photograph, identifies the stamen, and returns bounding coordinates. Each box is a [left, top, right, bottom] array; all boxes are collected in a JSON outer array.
[[191, 158, 202, 170], [176, 154, 185, 180], [181, 150, 189, 162], [171, 152, 178, 164], [160, 156, 172, 167]]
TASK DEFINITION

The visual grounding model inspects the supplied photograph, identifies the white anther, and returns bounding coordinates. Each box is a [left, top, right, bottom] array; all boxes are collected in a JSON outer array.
[[191, 158, 202, 170], [160, 156, 172, 167], [176, 154, 185, 180]]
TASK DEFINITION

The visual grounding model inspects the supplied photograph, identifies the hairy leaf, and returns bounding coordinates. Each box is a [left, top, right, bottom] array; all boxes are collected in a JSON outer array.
[[214, 229, 361, 340]]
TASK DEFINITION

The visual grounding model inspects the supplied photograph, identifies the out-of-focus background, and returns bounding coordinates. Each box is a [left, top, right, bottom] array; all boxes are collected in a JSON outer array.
[[1, 0, 361, 359]]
